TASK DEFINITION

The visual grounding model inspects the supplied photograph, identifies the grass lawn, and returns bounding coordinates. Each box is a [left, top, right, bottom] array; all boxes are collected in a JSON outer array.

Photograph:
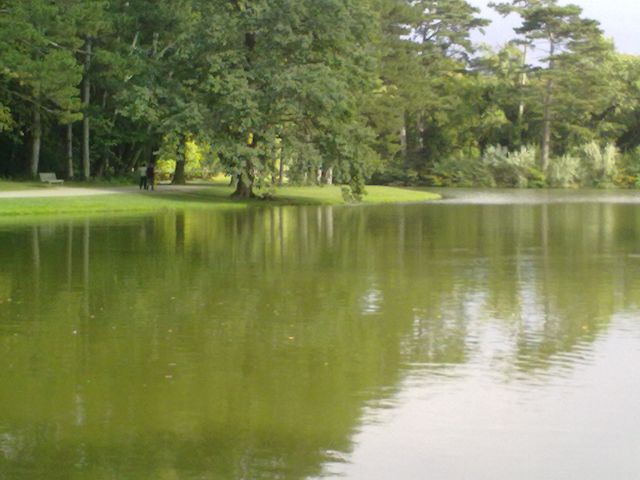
[[0, 179, 51, 191], [0, 183, 440, 220], [0, 177, 143, 191], [269, 185, 439, 205]]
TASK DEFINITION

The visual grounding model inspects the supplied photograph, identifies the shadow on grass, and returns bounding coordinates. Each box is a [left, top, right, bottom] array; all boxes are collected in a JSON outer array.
[[152, 185, 342, 207]]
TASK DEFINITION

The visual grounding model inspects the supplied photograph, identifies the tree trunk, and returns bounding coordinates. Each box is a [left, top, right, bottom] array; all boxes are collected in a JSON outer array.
[[540, 85, 553, 172], [540, 41, 555, 172], [321, 167, 333, 185], [518, 43, 528, 123], [232, 174, 255, 198], [82, 37, 92, 180], [115, 145, 126, 175], [67, 123, 74, 179], [229, 1, 258, 199], [416, 115, 424, 151], [516, 43, 528, 148], [95, 158, 105, 178], [97, 91, 109, 178], [30, 104, 41, 177], [172, 160, 186, 185], [127, 145, 142, 173], [232, 155, 256, 198], [172, 136, 187, 185], [278, 145, 285, 185], [271, 156, 278, 185], [400, 125, 407, 158], [403, 110, 416, 167]]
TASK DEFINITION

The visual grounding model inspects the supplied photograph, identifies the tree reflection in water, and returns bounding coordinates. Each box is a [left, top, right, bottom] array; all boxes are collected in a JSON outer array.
[[0, 200, 639, 478]]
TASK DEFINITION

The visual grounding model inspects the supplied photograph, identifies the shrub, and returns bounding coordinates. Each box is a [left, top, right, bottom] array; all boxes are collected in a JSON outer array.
[[369, 167, 418, 186], [341, 185, 359, 203], [431, 155, 494, 187], [548, 154, 581, 187], [482, 145, 538, 187], [526, 166, 546, 188], [616, 147, 640, 188], [579, 141, 618, 188]]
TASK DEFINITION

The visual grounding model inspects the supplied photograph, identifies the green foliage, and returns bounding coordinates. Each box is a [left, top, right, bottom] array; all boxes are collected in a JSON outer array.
[[0, 0, 638, 192], [482, 145, 542, 187], [286, 138, 324, 185], [0, 1, 84, 113], [341, 185, 357, 203], [428, 145, 544, 188], [548, 154, 581, 188], [579, 141, 619, 187], [157, 137, 219, 180], [430, 155, 494, 187], [526, 165, 547, 188], [338, 179, 366, 203], [368, 0, 490, 174], [617, 147, 640, 188], [0, 105, 13, 132], [428, 142, 621, 189], [547, 142, 619, 188]]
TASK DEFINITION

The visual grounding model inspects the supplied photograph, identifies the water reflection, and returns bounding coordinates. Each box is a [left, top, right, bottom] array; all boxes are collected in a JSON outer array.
[[1, 200, 640, 478]]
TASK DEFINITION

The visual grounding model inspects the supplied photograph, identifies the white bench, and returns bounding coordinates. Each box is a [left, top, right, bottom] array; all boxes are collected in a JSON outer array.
[[39, 172, 64, 184]]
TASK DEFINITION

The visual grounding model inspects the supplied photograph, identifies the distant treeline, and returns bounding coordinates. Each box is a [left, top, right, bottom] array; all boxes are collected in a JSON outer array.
[[1, 0, 639, 195]]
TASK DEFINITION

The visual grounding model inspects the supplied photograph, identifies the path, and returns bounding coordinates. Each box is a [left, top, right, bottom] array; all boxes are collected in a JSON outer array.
[[0, 184, 211, 199]]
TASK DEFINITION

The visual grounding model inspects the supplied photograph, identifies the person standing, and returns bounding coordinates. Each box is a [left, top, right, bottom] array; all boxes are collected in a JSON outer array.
[[146, 162, 156, 191], [138, 163, 147, 190]]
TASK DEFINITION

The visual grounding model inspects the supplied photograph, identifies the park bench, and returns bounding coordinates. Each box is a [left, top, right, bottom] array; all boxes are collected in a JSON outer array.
[[39, 172, 64, 184]]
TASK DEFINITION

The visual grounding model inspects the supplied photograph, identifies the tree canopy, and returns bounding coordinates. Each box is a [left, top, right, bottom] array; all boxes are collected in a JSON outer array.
[[1, 0, 639, 192]]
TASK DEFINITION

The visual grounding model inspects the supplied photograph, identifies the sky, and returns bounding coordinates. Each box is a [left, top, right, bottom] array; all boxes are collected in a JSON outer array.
[[468, 0, 640, 55]]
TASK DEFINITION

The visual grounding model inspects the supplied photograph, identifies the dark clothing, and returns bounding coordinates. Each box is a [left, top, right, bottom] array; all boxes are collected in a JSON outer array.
[[138, 165, 147, 190], [146, 165, 155, 191]]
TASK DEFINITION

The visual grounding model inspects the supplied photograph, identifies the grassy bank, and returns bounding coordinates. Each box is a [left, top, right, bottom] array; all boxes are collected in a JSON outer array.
[[0, 184, 439, 219], [0, 178, 140, 190], [0, 179, 50, 191]]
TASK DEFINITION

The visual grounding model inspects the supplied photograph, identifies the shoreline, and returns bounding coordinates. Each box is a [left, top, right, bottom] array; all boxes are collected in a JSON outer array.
[[0, 184, 441, 222]]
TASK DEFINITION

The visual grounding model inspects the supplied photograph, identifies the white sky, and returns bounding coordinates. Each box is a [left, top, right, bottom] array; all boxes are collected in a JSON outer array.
[[468, 0, 640, 55]]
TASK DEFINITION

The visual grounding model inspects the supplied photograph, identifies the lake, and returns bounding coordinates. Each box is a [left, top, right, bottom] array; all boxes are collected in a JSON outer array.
[[1, 189, 640, 479]]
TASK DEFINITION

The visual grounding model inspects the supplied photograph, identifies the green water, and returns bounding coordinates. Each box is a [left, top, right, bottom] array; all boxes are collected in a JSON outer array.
[[1, 192, 640, 479]]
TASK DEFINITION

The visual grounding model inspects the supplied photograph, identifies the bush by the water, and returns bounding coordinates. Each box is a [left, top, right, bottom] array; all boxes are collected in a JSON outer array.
[[426, 146, 544, 188], [428, 155, 495, 187], [617, 147, 640, 188], [481, 145, 544, 188], [549, 142, 619, 188], [548, 154, 581, 187], [579, 142, 618, 187], [419, 142, 630, 189]]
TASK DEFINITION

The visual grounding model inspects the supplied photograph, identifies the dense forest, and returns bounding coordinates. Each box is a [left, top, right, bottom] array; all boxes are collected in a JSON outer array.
[[1, 0, 639, 196]]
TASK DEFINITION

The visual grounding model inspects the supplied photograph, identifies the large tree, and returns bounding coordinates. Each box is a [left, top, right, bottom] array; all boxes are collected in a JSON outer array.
[[492, 0, 607, 171], [367, 0, 488, 179], [0, 0, 83, 177], [190, 0, 378, 198]]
